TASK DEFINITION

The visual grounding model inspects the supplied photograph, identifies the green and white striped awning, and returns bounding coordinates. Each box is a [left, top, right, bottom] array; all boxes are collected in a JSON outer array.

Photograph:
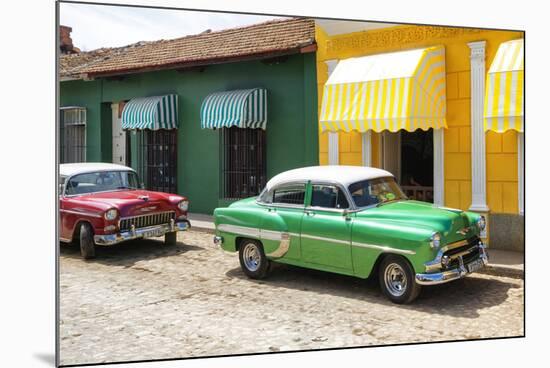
[[200, 88, 267, 130], [121, 94, 178, 130]]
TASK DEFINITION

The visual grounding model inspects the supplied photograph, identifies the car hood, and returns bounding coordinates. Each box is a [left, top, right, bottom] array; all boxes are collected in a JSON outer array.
[[355, 200, 478, 243], [73, 190, 183, 217]]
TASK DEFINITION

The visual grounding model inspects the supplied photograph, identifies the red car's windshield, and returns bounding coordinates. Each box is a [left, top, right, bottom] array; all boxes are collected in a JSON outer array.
[[65, 171, 140, 196]]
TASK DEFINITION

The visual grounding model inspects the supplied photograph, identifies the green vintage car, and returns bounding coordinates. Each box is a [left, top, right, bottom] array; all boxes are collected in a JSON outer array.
[[213, 166, 488, 304]]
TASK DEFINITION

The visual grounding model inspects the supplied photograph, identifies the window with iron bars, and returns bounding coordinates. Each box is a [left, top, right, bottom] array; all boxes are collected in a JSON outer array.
[[220, 127, 266, 200], [60, 107, 86, 163], [134, 130, 177, 193]]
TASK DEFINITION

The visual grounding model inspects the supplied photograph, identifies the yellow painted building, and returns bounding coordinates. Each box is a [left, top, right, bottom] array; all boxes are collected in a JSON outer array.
[[314, 21, 524, 250]]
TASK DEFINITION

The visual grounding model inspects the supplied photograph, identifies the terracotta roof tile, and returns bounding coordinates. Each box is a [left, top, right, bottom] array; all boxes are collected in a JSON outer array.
[[60, 18, 315, 79]]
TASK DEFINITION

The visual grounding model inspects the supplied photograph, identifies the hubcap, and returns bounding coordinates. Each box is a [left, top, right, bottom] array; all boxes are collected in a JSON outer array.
[[384, 263, 408, 297], [243, 243, 261, 272]]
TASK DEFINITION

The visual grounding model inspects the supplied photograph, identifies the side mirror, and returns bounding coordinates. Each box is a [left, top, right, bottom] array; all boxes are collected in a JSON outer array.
[[59, 184, 65, 196]]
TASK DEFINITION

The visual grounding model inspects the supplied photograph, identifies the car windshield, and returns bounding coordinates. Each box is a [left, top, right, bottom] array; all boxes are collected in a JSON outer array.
[[65, 170, 140, 196], [348, 177, 408, 207]]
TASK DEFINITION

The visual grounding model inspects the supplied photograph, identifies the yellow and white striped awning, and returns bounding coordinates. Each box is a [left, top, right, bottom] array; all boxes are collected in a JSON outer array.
[[320, 46, 446, 133], [484, 39, 524, 133]]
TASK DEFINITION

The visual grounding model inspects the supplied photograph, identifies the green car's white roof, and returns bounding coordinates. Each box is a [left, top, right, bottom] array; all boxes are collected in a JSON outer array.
[[266, 165, 393, 190]]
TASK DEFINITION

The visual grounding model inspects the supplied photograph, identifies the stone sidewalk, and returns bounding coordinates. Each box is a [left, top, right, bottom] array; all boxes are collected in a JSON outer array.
[[188, 213, 525, 279], [59, 230, 524, 366]]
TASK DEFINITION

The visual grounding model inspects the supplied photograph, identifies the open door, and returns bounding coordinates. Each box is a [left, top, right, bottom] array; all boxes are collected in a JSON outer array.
[[111, 102, 127, 165], [380, 129, 435, 202], [381, 131, 401, 183]]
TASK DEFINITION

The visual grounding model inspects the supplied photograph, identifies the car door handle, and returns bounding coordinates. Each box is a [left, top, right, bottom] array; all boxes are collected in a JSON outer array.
[[305, 211, 315, 217]]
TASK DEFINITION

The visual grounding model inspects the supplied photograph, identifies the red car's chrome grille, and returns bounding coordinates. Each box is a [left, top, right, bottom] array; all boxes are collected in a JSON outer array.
[[119, 211, 175, 231]]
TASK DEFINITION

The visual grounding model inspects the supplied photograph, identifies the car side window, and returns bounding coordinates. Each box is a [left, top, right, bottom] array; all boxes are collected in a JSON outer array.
[[258, 188, 273, 204], [272, 184, 306, 206], [311, 185, 349, 209]]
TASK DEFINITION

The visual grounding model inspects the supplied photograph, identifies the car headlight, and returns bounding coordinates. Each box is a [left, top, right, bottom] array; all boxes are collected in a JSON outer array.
[[104, 208, 119, 221], [477, 215, 486, 231], [178, 200, 189, 212], [430, 232, 441, 249]]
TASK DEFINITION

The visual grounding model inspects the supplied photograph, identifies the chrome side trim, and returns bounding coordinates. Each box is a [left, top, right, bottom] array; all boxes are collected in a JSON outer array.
[[266, 233, 290, 258], [352, 241, 416, 255], [217, 224, 291, 258], [261, 229, 285, 241], [300, 233, 349, 245], [218, 224, 415, 256], [217, 224, 260, 238], [59, 208, 102, 218], [59, 237, 72, 243]]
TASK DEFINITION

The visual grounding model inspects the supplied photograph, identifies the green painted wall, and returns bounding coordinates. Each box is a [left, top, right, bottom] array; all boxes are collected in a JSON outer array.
[[60, 79, 112, 162], [60, 52, 318, 214]]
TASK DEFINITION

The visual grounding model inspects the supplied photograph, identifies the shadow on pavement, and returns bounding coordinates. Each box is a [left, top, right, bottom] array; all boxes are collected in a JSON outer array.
[[225, 262, 521, 318], [59, 238, 202, 268], [33, 353, 55, 366]]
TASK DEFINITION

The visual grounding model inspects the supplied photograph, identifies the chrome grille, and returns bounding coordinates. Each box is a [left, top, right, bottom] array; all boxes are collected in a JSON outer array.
[[445, 236, 481, 268], [119, 211, 175, 231]]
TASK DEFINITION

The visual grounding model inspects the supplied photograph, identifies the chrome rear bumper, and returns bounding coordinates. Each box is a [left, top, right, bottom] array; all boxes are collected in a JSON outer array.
[[415, 242, 489, 285], [94, 219, 190, 246]]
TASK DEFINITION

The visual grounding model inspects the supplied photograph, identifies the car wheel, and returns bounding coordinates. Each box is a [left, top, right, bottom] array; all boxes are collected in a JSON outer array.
[[79, 223, 96, 259], [165, 231, 177, 245], [238, 239, 269, 279], [378, 255, 421, 304]]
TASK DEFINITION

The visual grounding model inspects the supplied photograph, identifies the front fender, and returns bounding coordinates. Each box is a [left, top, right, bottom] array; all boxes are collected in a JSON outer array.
[[351, 219, 436, 277]]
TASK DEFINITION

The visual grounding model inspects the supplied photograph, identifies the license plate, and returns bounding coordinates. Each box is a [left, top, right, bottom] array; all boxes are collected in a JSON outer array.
[[467, 258, 483, 273], [143, 228, 164, 238]]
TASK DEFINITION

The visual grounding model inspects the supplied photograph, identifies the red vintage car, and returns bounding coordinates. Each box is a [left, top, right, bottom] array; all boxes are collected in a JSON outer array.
[[59, 163, 191, 259]]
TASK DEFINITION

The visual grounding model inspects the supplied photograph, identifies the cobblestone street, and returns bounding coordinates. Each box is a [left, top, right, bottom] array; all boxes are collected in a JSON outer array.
[[59, 230, 524, 366]]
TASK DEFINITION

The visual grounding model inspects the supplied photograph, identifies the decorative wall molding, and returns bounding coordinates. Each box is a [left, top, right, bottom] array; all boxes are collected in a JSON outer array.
[[362, 131, 372, 167], [468, 40, 489, 213], [518, 133, 524, 216], [328, 132, 339, 165], [326, 25, 483, 56], [325, 59, 339, 165], [433, 129, 445, 207]]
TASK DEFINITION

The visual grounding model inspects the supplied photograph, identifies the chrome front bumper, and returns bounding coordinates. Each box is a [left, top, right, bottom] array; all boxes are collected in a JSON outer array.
[[94, 219, 190, 246], [415, 241, 489, 285]]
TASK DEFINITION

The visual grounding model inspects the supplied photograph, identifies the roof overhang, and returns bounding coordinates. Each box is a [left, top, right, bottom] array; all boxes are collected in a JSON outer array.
[[79, 43, 317, 80]]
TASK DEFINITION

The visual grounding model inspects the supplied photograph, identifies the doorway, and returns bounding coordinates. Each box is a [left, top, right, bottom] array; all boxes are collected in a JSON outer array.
[[111, 102, 129, 166], [381, 129, 434, 202]]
